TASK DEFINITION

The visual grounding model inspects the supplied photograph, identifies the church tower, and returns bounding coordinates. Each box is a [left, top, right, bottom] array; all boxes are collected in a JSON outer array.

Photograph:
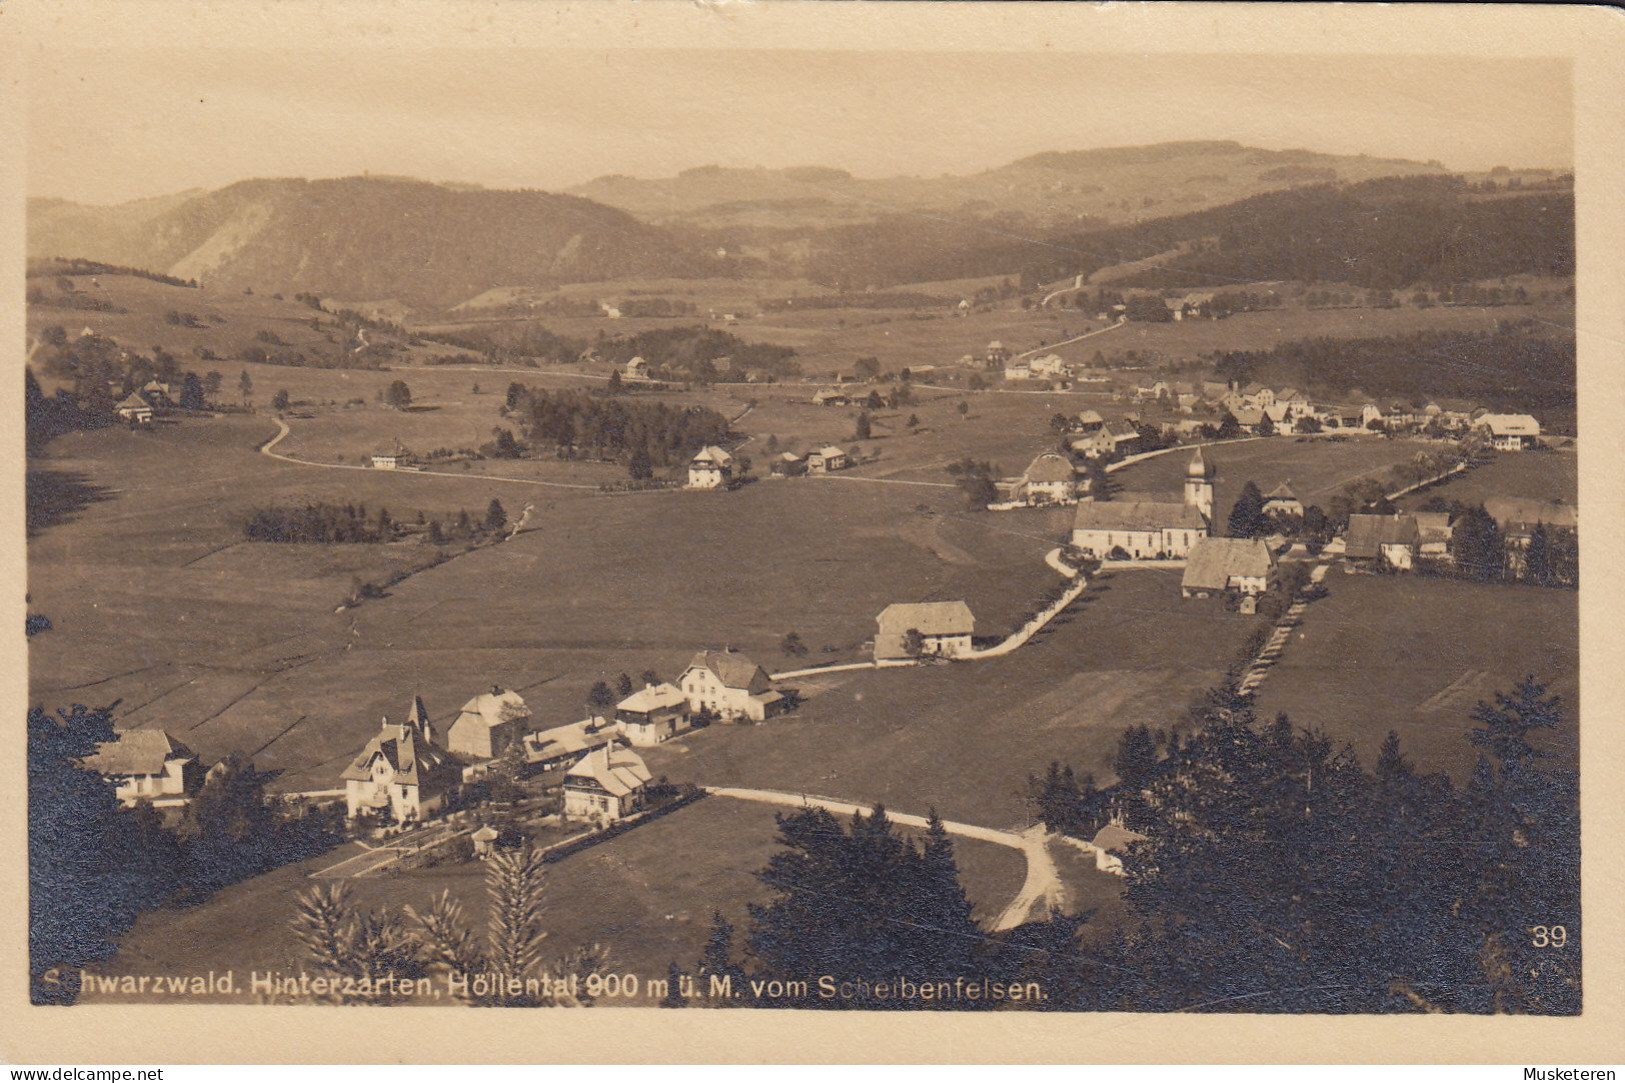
[[1184, 448, 1215, 522]]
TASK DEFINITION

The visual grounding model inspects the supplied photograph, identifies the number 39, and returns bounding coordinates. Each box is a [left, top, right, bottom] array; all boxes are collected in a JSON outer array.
[[1530, 925, 1568, 948]]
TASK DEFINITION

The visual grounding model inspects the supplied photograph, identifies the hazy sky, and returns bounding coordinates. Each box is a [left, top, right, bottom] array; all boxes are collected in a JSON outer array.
[[28, 50, 1573, 205]]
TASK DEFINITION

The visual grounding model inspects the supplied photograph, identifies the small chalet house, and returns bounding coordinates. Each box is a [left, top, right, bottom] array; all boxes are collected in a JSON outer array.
[[1029, 354, 1068, 379], [81, 728, 202, 806], [615, 682, 692, 747], [624, 356, 650, 381], [770, 452, 807, 478], [985, 341, 1011, 368], [687, 446, 735, 489], [874, 600, 975, 661], [1076, 409, 1106, 432], [680, 648, 783, 721], [1014, 452, 1079, 505], [1181, 537, 1277, 598], [1474, 413, 1542, 451], [806, 445, 850, 474], [447, 686, 532, 761], [115, 392, 154, 425], [1261, 482, 1303, 518], [1346, 514, 1422, 570], [812, 388, 851, 407], [562, 745, 652, 823], [342, 700, 460, 822]]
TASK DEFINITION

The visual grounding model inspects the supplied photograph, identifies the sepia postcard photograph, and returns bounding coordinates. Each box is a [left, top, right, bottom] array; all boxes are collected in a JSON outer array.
[[4, 0, 1624, 1068]]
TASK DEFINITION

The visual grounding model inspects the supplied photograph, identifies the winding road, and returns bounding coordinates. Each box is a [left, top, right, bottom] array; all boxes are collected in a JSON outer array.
[[259, 416, 600, 491]]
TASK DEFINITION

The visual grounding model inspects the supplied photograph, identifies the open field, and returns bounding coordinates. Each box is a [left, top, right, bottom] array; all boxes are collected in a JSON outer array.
[[1093, 300, 1574, 363], [642, 568, 1261, 830], [1397, 448, 1577, 509], [448, 276, 836, 315], [1114, 435, 1440, 521], [80, 794, 1025, 1003], [1252, 573, 1578, 781], [26, 272, 477, 395], [28, 412, 1062, 795]]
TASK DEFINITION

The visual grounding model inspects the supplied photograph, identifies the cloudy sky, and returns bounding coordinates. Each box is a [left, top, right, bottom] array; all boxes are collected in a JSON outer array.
[[28, 49, 1572, 204]]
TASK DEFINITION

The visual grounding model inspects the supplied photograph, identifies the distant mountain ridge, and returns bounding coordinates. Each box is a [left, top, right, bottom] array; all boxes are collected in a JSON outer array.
[[568, 141, 1453, 229], [27, 176, 711, 309]]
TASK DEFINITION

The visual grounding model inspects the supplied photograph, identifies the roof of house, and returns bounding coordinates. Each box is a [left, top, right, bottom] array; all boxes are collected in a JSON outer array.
[[471, 826, 500, 842], [778, 451, 804, 463], [1476, 413, 1541, 437], [1231, 406, 1264, 426], [453, 688, 531, 732], [1242, 382, 1268, 395], [1092, 823, 1148, 853], [685, 649, 768, 690], [1073, 499, 1206, 533], [1181, 537, 1276, 591], [340, 716, 449, 787], [1106, 421, 1140, 440], [523, 719, 614, 764], [81, 729, 194, 777], [1023, 452, 1077, 484], [617, 682, 688, 714], [1076, 409, 1105, 426], [812, 445, 848, 459], [565, 745, 652, 798], [1412, 511, 1454, 541], [1483, 497, 1577, 530], [116, 393, 152, 411], [692, 445, 733, 466], [1263, 482, 1299, 502], [876, 600, 975, 638], [1345, 514, 1422, 558]]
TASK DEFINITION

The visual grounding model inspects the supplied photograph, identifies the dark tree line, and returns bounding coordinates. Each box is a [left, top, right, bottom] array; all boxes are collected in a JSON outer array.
[[1031, 176, 1573, 292], [1212, 322, 1574, 416], [512, 386, 734, 468]]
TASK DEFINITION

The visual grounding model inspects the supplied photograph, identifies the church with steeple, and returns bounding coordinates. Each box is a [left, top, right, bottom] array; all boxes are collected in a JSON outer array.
[[1069, 449, 1216, 560]]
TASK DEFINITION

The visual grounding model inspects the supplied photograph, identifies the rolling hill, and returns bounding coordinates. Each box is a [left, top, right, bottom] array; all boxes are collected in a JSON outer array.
[[27, 176, 717, 311], [569, 141, 1452, 230]]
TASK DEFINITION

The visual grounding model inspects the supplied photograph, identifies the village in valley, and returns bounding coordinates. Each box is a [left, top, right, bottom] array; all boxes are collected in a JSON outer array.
[[24, 56, 1581, 1013]]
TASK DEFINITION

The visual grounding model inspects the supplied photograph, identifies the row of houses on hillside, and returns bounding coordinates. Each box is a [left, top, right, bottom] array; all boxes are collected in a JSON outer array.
[[1332, 498, 1576, 572], [342, 648, 785, 824]]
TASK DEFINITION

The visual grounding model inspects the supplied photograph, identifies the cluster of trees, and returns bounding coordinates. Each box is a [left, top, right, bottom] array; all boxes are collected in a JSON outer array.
[[510, 386, 734, 469], [616, 296, 699, 318], [425, 324, 587, 366], [1211, 323, 1574, 417], [593, 326, 801, 382], [696, 807, 985, 1009], [29, 703, 341, 1004], [763, 290, 955, 311], [242, 500, 510, 546], [1440, 502, 1579, 589], [945, 457, 1001, 509], [244, 501, 407, 544]]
